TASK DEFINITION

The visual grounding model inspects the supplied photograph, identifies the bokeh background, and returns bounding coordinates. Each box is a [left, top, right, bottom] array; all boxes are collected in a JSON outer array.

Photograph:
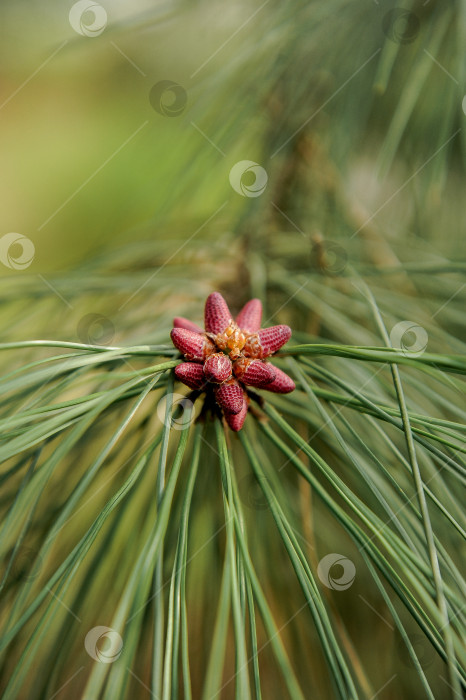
[[1, 0, 464, 275]]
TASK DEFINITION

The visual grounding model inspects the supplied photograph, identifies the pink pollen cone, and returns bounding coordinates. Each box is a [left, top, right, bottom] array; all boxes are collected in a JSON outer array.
[[261, 366, 295, 393], [244, 325, 292, 359], [174, 316, 203, 334], [214, 380, 243, 414], [224, 398, 248, 431], [204, 292, 232, 334], [170, 328, 214, 361], [233, 359, 276, 387], [174, 362, 206, 390], [204, 353, 232, 383], [235, 298, 262, 333]]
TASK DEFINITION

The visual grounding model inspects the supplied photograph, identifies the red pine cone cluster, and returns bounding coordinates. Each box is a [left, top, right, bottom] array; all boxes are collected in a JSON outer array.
[[170, 292, 295, 431]]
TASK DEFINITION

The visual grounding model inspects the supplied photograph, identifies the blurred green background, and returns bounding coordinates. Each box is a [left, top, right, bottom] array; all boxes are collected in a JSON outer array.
[[1, 0, 464, 277]]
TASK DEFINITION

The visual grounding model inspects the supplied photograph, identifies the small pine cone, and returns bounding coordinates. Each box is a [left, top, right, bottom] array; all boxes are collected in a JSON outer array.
[[170, 328, 215, 361], [174, 316, 203, 334], [204, 292, 232, 335], [243, 325, 292, 359], [174, 362, 206, 390], [260, 366, 295, 393], [204, 353, 232, 383], [233, 357, 276, 387], [214, 379, 243, 414], [235, 298, 262, 333], [224, 398, 248, 431]]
